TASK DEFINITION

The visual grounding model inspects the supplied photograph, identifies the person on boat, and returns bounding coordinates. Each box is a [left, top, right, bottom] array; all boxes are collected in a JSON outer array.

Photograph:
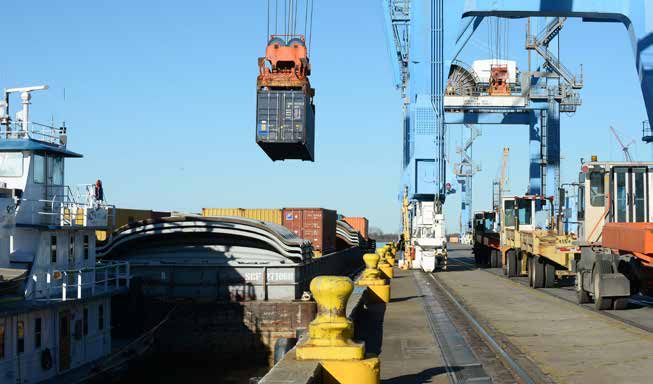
[[94, 179, 104, 203]]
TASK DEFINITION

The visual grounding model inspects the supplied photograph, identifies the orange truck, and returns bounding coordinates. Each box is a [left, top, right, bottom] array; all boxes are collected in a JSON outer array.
[[574, 158, 653, 310]]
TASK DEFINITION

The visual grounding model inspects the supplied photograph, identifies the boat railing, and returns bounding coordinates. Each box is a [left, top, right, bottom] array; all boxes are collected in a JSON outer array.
[[0, 121, 67, 146], [15, 185, 115, 227], [30, 260, 130, 301]]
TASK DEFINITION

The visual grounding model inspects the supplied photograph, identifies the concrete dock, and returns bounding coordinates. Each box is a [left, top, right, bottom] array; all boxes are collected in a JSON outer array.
[[374, 268, 449, 384], [259, 245, 653, 384], [358, 246, 653, 384]]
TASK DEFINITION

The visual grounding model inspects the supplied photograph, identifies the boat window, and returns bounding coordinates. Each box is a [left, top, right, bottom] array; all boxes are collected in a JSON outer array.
[[98, 304, 104, 330], [0, 153, 23, 177], [17, 320, 24, 354], [70, 235, 75, 260], [51, 235, 57, 263], [49, 156, 64, 186], [0, 323, 4, 360], [84, 235, 89, 260], [589, 172, 605, 207], [34, 318, 42, 349], [83, 307, 88, 336], [33, 154, 46, 183]]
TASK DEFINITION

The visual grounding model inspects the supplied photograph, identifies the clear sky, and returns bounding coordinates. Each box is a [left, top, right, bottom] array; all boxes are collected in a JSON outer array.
[[0, 2, 648, 233]]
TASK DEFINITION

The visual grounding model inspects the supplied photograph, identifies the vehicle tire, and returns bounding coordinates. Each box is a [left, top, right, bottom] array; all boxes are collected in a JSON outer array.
[[576, 272, 591, 304], [490, 250, 498, 268], [544, 262, 556, 288], [507, 250, 518, 277], [532, 256, 545, 288], [594, 260, 614, 310], [496, 251, 503, 268], [612, 297, 629, 310], [527, 256, 534, 287]]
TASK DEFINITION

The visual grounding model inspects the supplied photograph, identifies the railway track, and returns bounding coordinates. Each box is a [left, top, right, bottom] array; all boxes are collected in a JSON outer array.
[[415, 269, 551, 384], [446, 247, 653, 333]]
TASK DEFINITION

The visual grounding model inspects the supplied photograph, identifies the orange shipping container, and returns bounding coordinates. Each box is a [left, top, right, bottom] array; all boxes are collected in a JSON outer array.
[[343, 217, 369, 239], [282, 208, 337, 254]]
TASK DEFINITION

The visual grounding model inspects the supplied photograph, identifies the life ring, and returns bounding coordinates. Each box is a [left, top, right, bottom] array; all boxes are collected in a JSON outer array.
[[41, 348, 53, 370]]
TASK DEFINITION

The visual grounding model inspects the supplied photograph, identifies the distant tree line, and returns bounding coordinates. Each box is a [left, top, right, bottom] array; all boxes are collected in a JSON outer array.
[[369, 227, 399, 242]]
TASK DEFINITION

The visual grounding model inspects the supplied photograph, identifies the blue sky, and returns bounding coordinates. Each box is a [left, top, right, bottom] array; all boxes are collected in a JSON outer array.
[[0, 2, 648, 233]]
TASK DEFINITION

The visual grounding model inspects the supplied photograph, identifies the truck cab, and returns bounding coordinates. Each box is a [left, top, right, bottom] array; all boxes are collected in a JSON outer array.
[[575, 159, 653, 310], [577, 160, 651, 243]]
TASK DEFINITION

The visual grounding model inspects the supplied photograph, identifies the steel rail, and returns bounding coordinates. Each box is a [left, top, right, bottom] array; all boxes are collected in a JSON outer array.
[[426, 272, 537, 384]]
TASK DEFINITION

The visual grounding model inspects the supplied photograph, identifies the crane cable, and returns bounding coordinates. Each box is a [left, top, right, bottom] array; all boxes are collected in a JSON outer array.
[[266, 0, 314, 55]]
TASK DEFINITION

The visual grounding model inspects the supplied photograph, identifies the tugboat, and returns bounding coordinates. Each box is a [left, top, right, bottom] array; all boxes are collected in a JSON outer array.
[[0, 85, 130, 382]]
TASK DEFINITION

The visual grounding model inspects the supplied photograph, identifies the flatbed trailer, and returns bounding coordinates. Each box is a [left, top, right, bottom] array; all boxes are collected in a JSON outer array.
[[519, 228, 580, 288], [499, 195, 581, 284]]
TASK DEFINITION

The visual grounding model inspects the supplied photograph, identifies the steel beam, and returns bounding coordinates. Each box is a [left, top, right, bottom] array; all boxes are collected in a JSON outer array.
[[463, 0, 653, 127]]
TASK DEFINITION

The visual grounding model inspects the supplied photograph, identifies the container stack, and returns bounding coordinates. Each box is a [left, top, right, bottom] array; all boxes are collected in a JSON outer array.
[[201, 208, 282, 224], [342, 217, 369, 239], [282, 208, 337, 256]]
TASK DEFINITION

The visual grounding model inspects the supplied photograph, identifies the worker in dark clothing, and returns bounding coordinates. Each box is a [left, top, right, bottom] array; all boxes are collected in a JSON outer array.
[[94, 179, 104, 202]]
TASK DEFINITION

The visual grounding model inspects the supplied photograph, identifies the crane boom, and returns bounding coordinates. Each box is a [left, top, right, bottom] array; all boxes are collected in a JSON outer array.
[[499, 147, 509, 203], [610, 126, 633, 162]]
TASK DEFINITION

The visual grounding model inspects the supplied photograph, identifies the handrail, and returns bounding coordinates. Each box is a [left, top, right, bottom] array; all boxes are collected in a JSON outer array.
[[0, 121, 66, 146], [14, 185, 115, 227], [30, 261, 130, 301]]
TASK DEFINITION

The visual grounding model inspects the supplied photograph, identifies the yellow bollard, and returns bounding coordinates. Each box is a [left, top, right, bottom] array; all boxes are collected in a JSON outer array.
[[376, 249, 394, 279], [357, 253, 391, 303], [385, 247, 396, 267], [296, 276, 380, 384]]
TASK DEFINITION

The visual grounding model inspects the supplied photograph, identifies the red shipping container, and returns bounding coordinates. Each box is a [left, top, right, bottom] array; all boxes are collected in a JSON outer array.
[[282, 208, 337, 254], [343, 217, 369, 239]]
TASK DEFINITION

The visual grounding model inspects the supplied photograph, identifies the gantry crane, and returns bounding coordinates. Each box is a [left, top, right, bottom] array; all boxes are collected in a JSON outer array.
[[382, 1, 653, 276], [453, 124, 480, 243]]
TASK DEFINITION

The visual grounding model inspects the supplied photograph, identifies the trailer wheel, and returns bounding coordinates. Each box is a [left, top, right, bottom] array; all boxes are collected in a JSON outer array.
[[544, 262, 555, 288], [613, 297, 629, 310], [490, 250, 498, 268], [532, 256, 545, 288], [594, 260, 614, 310], [576, 272, 591, 304], [506, 250, 518, 277]]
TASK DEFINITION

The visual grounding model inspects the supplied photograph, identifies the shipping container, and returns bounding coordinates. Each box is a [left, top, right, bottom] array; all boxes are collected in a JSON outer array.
[[201, 208, 283, 225], [256, 89, 315, 161], [343, 217, 369, 239], [282, 208, 337, 254]]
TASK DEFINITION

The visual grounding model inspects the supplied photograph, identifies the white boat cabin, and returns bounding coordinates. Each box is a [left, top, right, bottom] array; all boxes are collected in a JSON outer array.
[[0, 86, 129, 383]]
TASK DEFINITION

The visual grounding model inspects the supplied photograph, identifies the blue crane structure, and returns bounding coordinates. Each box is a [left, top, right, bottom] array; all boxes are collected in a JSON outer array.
[[383, 0, 653, 238]]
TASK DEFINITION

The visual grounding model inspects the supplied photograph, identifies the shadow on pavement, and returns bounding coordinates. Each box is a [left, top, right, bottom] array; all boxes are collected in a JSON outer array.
[[390, 295, 423, 303], [382, 366, 461, 383], [354, 303, 387, 355]]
